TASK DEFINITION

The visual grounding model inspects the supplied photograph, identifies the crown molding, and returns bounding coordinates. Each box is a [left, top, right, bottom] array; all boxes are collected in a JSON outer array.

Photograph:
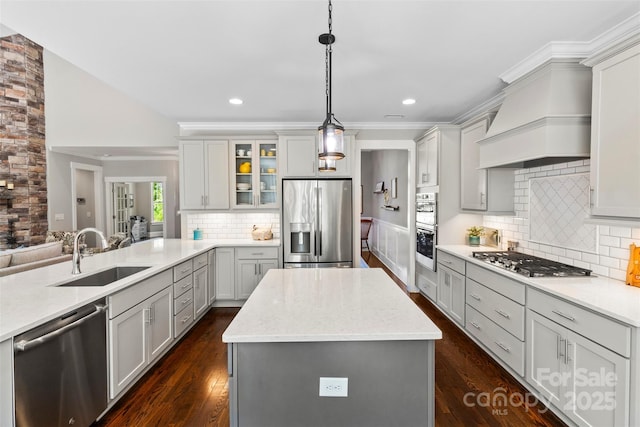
[[500, 11, 640, 84], [452, 91, 505, 125], [178, 121, 434, 133]]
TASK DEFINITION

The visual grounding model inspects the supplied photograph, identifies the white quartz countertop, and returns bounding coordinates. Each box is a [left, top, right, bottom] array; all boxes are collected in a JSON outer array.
[[437, 245, 640, 327], [222, 268, 443, 343], [0, 238, 280, 341]]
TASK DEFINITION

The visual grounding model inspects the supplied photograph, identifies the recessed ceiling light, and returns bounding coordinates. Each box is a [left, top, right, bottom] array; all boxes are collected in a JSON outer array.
[[402, 98, 416, 105], [229, 98, 243, 105]]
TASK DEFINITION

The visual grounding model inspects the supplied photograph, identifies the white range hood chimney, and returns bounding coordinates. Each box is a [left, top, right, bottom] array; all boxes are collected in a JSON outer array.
[[478, 60, 592, 168]]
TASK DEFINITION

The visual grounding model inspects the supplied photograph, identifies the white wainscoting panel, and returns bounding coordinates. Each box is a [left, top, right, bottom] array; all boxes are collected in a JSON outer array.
[[370, 219, 410, 284]]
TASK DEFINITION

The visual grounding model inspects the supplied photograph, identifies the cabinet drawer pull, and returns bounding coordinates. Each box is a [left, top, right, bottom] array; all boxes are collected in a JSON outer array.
[[181, 314, 192, 323], [552, 310, 575, 322], [181, 297, 191, 305], [251, 252, 263, 256], [181, 268, 190, 274], [470, 321, 481, 330], [469, 293, 481, 301], [441, 259, 452, 265], [495, 342, 511, 353], [495, 309, 511, 319], [181, 283, 189, 289]]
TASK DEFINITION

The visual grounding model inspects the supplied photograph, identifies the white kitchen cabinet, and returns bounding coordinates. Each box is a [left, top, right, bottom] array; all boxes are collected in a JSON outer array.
[[231, 140, 278, 209], [179, 140, 230, 210], [460, 115, 515, 213], [208, 249, 216, 305], [193, 254, 209, 319], [527, 309, 629, 427], [215, 247, 236, 300], [464, 263, 526, 376], [416, 131, 438, 188], [109, 285, 173, 399], [588, 43, 640, 218], [437, 264, 465, 326], [236, 258, 278, 299], [436, 252, 466, 326], [279, 134, 352, 177], [235, 247, 279, 299]]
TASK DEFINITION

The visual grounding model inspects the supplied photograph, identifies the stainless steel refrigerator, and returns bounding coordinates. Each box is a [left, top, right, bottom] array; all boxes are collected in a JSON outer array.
[[283, 178, 352, 268]]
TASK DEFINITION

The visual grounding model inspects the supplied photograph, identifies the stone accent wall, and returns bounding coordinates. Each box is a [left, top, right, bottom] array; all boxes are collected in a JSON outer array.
[[0, 34, 47, 249]]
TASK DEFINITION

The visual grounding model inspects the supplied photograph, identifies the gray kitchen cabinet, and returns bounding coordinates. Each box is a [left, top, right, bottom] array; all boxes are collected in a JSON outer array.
[[279, 134, 352, 177], [416, 131, 438, 188], [109, 284, 173, 399], [179, 140, 230, 210], [193, 253, 209, 319], [208, 249, 216, 305], [235, 247, 279, 299], [460, 115, 515, 213], [464, 263, 526, 376], [236, 258, 278, 299], [215, 247, 236, 301], [231, 140, 278, 209], [587, 42, 640, 218], [436, 252, 466, 326], [527, 309, 629, 427]]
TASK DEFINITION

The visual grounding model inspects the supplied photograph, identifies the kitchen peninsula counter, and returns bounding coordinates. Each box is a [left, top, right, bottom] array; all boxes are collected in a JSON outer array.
[[0, 238, 280, 341], [222, 268, 442, 427]]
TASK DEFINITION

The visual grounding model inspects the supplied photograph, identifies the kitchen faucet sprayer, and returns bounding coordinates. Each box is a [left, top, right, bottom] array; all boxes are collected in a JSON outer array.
[[72, 227, 109, 274]]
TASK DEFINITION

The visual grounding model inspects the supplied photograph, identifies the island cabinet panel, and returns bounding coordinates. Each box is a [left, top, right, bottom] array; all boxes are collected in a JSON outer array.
[[228, 340, 435, 427]]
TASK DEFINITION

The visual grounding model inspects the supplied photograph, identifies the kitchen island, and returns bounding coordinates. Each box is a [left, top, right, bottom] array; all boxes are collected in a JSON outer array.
[[223, 268, 442, 427]]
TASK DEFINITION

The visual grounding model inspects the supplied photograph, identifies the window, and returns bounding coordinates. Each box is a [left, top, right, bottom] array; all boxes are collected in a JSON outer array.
[[151, 182, 164, 224]]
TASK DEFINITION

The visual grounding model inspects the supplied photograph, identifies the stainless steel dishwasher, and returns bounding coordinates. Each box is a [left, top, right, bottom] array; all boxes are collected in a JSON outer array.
[[13, 299, 108, 427]]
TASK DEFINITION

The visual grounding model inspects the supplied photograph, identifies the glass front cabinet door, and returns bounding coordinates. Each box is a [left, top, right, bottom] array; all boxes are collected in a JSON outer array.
[[232, 140, 278, 209]]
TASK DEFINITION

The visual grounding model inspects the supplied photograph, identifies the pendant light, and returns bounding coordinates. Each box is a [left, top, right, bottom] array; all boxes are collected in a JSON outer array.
[[318, 0, 345, 168]]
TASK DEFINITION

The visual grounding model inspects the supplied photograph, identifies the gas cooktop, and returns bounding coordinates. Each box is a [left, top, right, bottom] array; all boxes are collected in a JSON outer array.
[[471, 251, 592, 278]]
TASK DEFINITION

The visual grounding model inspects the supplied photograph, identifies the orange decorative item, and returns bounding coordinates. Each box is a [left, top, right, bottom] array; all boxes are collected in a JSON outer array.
[[626, 243, 640, 287]]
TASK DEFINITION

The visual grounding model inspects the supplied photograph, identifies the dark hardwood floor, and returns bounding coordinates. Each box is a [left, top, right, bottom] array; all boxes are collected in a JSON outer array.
[[95, 254, 566, 427]]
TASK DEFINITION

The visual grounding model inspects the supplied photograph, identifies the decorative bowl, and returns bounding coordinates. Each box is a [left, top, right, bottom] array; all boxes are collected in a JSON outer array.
[[236, 183, 251, 190]]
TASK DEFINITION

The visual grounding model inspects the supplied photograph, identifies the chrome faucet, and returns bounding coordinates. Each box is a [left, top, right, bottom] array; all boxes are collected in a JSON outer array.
[[72, 227, 109, 274]]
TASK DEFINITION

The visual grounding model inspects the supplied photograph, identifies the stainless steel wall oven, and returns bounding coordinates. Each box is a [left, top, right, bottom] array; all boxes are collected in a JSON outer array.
[[416, 192, 437, 270]]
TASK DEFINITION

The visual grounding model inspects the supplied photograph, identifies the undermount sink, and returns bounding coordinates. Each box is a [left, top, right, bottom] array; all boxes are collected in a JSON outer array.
[[57, 266, 150, 287]]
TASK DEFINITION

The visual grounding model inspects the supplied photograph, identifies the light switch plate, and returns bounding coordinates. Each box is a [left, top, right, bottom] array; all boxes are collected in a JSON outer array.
[[54, 213, 64, 221], [319, 377, 348, 397]]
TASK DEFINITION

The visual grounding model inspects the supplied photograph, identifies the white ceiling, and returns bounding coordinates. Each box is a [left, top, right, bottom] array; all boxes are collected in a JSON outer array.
[[2, 1, 639, 130]]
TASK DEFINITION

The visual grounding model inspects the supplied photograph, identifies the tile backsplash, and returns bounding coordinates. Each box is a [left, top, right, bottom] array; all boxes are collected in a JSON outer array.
[[484, 159, 639, 282], [186, 212, 280, 240]]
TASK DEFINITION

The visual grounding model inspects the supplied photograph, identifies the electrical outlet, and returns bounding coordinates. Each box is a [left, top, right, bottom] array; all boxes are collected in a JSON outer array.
[[319, 377, 348, 397], [54, 213, 64, 221]]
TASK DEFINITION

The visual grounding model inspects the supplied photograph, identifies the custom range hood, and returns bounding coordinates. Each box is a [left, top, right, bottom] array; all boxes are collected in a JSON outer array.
[[478, 60, 592, 168]]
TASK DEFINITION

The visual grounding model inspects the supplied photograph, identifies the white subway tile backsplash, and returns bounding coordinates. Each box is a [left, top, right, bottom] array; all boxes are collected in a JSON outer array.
[[186, 212, 281, 240], [483, 161, 634, 281], [609, 246, 630, 260], [600, 235, 620, 247], [610, 226, 632, 238]]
